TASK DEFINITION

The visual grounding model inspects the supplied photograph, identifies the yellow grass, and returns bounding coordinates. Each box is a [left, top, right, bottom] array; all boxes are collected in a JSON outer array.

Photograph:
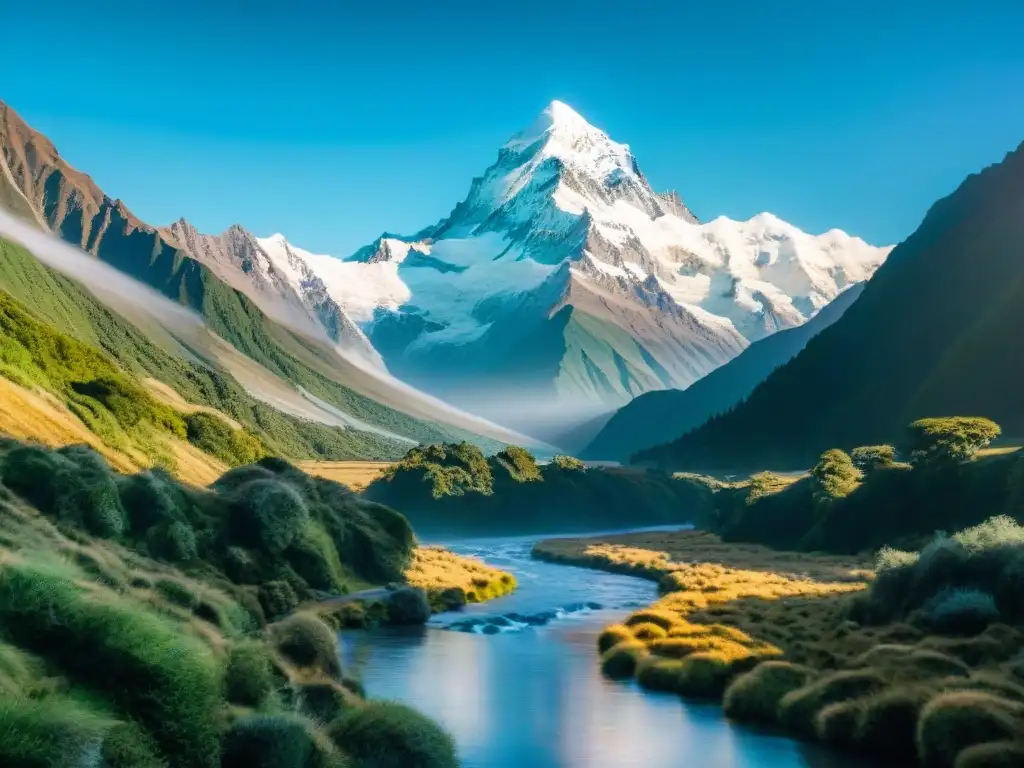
[[143, 378, 242, 430], [299, 460, 392, 492], [405, 546, 516, 605]]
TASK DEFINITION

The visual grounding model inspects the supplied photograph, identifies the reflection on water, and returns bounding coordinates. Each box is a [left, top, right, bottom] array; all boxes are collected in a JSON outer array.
[[340, 533, 866, 768]]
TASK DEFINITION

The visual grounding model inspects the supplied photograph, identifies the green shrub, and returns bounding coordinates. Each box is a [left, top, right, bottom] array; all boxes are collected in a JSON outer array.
[[723, 661, 817, 723], [600, 640, 648, 679], [362, 502, 415, 550], [99, 721, 166, 768], [58, 446, 127, 538], [0, 563, 221, 767], [118, 471, 180, 534], [675, 651, 738, 699], [154, 578, 199, 610], [953, 515, 1024, 552], [623, 610, 678, 630], [810, 448, 861, 501], [597, 624, 634, 654], [0, 696, 109, 767], [214, 464, 277, 493], [924, 588, 1000, 635], [388, 587, 431, 625], [635, 657, 685, 692], [295, 680, 356, 722], [851, 444, 896, 472], [1, 445, 65, 514], [854, 685, 936, 760], [778, 669, 887, 737], [495, 446, 541, 482], [259, 580, 300, 620], [814, 699, 863, 749], [876, 546, 920, 570], [917, 691, 1024, 767], [184, 412, 264, 467], [225, 641, 278, 707], [221, 714, 344, 768], [236, 480, 310, 555], [326, 701, 458, 768], [954, 741, 1024, 768], [906, 417, 1001, 463], [287, 522, 344, 593], [269, 612, 342, 680]]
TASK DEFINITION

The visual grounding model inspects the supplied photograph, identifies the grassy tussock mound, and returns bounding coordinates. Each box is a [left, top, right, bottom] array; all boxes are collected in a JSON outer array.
[[954, 741, 1024, 768], [916, 692, 1024, 767], [327, 701, 458, 768], [723, 661, 817, 723], [405, 546, 516, 610]]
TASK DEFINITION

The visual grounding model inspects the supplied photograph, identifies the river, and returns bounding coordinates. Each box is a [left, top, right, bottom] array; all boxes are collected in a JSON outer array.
[[339, 530, 866, 768]]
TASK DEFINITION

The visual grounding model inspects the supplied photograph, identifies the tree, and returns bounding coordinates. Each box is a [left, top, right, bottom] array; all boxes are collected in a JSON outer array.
[[906, 417, 1001, 464], [810, 449, 860, 502], [850, 445, 896, 473]]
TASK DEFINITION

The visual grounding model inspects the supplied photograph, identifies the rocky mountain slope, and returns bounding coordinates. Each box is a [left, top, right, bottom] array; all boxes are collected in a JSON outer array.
[[582, 281, 865, 461], [0, 98, 522, 453], [270, 101, 891, 437], [635, 139, 1024, 471]]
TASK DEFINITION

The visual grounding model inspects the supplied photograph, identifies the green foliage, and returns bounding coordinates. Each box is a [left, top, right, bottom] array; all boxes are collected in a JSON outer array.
[[955, 741, 1024, 768], [723, 661, 817, 723], [551, 454, 586, 472], [597, 624, 635, 654], [225, 641, 278, 708], [0, 696, 111, 768], [221, 714, 345, 768], [907, 417, 1002, 464], [326, 701, 459, 768], [916, 691, 1024, 767], [184, 412, 265, 467], [810, 449, 861, 501], [0, 563, 222, 767], [295, 681, 355, 723], [599, 640, 648, 679], [387, 587, 431, 626], [269, 612, 342, 680], [923, 588, 1000, 635], [495, 445, 541, 482], [850, 444, 896, 472], [259, 580, 300, 620], [777, 670, 887, 737], [235, 480, 310, 555], [154, 578, 199, 610]]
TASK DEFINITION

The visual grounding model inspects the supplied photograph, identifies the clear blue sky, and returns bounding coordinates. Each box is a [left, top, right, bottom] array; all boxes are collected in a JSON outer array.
[[3, 0, 1023, 254]]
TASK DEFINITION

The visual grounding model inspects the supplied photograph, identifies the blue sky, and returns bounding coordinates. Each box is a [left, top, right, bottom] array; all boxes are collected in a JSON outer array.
[[3, 0, 1023, 255]]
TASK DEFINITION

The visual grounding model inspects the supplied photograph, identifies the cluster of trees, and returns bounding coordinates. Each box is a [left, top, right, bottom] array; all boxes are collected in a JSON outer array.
[[698, 417, 1012, 554], [366, 442, 706, 536]]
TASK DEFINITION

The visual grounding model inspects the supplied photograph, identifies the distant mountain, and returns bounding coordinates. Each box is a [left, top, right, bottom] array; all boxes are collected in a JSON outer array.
[[635, 140, 1024, 471], [271, 100, 890, 436], [583, 282, 865, 461], [0, 99, 522, 453]]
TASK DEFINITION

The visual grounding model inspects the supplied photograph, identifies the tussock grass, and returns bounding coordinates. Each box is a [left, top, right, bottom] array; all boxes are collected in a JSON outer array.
[[597, 624, 634, 654], [326, 700, 458, 768], [405, 546, 516, 609], [221, 713, 345, 768], [268, 612, 343, 681], [954, 740, 1024, 768], [600, 640, 648, 679], [723, 661, 816, 723], [778, 670, 887, 737], [916, 691, 1024, 767]]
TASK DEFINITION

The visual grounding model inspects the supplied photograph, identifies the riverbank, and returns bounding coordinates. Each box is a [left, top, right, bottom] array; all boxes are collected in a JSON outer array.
[[532, 526, 1024, 766]]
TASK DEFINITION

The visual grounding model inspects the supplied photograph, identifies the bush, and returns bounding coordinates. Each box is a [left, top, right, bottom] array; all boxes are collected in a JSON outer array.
[[854, 685, 935, 760], [954, 741, 1024, 768], [917, 691, 1024, 767], [225, 641, 278, 707], [623, 609, 679, 630], [810, 449, 861, 500], [597, 625, 634, 654], [326, 701, 458, 768], [295, 680, 355, 722], [259, 580, 299, 620], [154, 578, 199, 610], [150, 520, 198, 562], [851, 444, 896, 472], [924, 588, 1001, 635], [99, 721, 166, 768], [388, 587, 431, 625], [907, 417, 1001, 464], [1, 445, 66, 514], [635, 657, 685, 692], [184, 412, 264, 467], [221, 714, 344, 768], [676, 651, 743, 699], [723, 661, 817, 723], [876, 546, 920, 570], [269, 612, 342, 680], [630, 622, 667, 641], [0, 563, 221, 767], [57, 445, 126, 538], [118, 471, 181, 534], [0, 696, 109, 767], [600, 640, 648, 679], [814, 699, 863, 749], [953, 515, 1024, 552], [778, 670, 887, 737], [236, 480, 310, 555]]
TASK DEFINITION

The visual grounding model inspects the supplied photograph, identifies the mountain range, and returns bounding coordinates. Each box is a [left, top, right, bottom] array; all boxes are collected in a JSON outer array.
[[636, 138, 1024, 471], [0, 96, 892, 456]]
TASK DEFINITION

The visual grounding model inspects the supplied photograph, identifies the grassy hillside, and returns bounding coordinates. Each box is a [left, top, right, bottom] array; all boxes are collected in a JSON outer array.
[[0, 237, 419, 463], [584, 283, 864, 462], [364, 442, 715, 536], [0, 437, 460, 767], [636, 141, 1024, 471]]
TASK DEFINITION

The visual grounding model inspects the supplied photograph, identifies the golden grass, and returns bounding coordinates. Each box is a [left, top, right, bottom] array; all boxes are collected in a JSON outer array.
[[298, 460, 393, 492], [143, 378, 242, 430], [405, 546, 516, 606]]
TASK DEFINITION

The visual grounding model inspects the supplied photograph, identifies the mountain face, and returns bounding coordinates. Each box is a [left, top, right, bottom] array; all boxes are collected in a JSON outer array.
[[636, 140, 1024, 471], [0, 99, 522, 452], [581, 282, 865, 461], [270, 101, 891, 435]]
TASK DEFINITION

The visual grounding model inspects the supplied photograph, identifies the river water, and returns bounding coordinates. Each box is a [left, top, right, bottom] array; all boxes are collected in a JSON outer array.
[[339, 530, 865, 768]]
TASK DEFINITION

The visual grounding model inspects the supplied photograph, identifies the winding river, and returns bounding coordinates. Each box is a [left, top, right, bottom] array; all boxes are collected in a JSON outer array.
[[340, 530, 866, 768]]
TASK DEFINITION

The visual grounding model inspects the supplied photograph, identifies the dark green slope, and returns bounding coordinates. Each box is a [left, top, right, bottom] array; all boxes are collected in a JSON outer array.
[[582, 283, 864, 461], [636, 140, 1024, 471]]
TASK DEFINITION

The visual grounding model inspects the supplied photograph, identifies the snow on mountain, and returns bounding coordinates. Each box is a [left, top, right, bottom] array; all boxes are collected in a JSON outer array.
[[264, 101, 891, 438]]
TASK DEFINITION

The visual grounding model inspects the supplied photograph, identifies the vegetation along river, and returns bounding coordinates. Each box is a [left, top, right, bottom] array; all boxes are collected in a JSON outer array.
[[340, 529, 869, 768]]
